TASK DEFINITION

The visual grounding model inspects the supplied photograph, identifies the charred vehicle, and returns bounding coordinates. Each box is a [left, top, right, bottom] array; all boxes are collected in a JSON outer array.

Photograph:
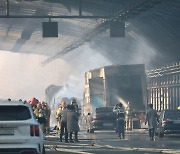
[[86, 106, 116, 133]]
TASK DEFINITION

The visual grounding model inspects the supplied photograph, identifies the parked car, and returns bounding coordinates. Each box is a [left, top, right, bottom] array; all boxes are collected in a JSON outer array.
[[156, 109, 180, 138], [86, 106, 116, 133], [0, 100, 45, 154]]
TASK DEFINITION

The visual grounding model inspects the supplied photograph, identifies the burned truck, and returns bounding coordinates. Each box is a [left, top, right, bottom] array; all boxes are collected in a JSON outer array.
[[83, 64, 147, 117]]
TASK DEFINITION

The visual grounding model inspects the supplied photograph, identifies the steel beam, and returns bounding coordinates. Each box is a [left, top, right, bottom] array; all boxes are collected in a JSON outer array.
[[0, 15, 112, 19]]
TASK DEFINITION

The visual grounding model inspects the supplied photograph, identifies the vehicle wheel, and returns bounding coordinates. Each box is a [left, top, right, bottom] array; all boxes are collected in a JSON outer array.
[[89, 129, 94, 133], [158, 131, 164, 138], [42, 145, 46, 154]]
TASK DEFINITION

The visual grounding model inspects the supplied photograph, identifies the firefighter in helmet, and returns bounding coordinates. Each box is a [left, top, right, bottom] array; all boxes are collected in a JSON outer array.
[[56, 100, 66, 132], [125, 102, 134, 131]]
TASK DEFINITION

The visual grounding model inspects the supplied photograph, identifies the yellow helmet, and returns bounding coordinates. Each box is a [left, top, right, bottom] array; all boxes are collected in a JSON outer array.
[[178, 106, 180, 110]]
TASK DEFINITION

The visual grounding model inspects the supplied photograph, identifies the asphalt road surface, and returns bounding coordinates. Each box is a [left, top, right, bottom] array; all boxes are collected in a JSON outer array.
[[44, 128, 180, 154]]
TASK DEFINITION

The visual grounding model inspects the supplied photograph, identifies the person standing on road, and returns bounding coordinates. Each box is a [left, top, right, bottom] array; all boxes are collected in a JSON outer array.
[[56, 101, 66, 132], [125, 102, 134, 131], [145, 104, 159, 141], [59, 101, 68, 143], [67, 105, 80, 143], [113, 102, 125, 139]]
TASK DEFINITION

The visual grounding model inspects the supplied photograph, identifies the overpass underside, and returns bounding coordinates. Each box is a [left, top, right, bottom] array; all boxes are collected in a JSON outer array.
[[0, 0, 179, 68]]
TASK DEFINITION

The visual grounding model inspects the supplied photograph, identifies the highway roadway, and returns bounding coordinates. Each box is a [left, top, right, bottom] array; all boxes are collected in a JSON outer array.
[[44, 128, 180, 154]]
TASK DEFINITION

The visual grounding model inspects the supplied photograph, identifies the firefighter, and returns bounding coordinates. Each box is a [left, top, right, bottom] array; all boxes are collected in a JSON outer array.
[[125, 102, 134, 131], [34, 107, 39, 120], [37, 103, 46, 133], [113, 102, 125, 139], [43, 103, 51, 134], [56, 101, 66, 133]]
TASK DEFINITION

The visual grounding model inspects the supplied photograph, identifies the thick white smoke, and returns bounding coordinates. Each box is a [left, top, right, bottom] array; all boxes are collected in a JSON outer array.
[[0, 36, 158, 127], [0, 46, 112, 126], [0, 50, 74, 101], [48, 44, 112, 126]]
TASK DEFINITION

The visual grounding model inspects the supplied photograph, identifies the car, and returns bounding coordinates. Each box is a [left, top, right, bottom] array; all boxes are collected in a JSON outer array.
[[0, 100, 45, 154], [86, 106, 117, 133], [156, 109, 180, 138]]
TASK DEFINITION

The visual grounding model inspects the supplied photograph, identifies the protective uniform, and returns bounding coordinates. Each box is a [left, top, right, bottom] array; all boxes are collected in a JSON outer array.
[[56, 106, 62, 131], [113, 103, 125, 139], [43, 103, 51, 134], [38, 108, 46, 133], [125, 102, 134, 130], [56, 101, 67, 132]]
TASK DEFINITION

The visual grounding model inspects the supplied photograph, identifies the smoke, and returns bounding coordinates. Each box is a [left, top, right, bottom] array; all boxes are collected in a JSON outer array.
[[116, 96, 128, 108], [0, 45, 112, 127], [0, 30, 161, 127], [50, 43, 111, 103], [48, 44, 112, 126], [0, 20, 162, 127], [0, 50, 74, 101], [46, 38, 158, 126], [89, 30, 158, 70]]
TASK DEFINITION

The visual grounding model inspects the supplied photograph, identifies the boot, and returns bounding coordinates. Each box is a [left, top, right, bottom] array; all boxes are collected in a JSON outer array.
[[74, 132, 80, 142], [69, 132, 74, 143]]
